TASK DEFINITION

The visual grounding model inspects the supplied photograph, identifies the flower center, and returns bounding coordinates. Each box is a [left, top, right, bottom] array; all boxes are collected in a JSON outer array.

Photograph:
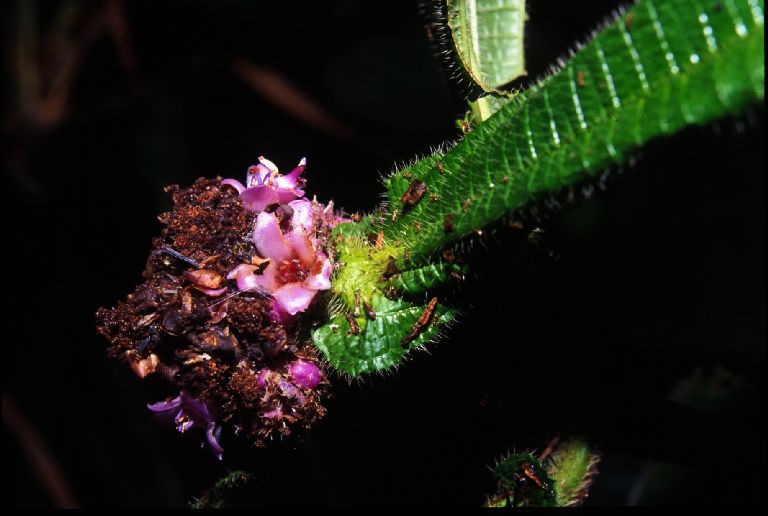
[[276, 258, 310, 285]]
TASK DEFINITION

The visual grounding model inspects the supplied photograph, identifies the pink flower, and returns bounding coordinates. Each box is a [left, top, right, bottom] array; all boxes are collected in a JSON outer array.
[[221, 155, 339, 316], [148, 391, 224, 460], [227, 199, 332, 315], [221, 156, 306, 211]]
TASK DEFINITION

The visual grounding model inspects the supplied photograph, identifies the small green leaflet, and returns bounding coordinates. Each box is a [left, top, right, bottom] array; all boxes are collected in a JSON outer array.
[[313, 295, 456, 377], [447, 0, 527, 92]]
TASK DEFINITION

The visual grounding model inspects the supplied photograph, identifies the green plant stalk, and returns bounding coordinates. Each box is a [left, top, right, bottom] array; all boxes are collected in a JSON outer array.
[[316, 0, 764, 376], [382, 0, 764, 265]]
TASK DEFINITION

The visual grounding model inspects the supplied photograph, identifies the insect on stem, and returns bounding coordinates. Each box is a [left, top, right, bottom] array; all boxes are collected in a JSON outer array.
[[381, 256, 400, 280], [345, 313, 360, 335], [401, 297, 438, 347], [363, 301, 377, 320], [400, 179, 427, 211]]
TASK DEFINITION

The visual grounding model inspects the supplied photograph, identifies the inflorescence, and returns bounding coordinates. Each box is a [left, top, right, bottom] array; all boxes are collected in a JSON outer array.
[[96, 156, 347, 458]]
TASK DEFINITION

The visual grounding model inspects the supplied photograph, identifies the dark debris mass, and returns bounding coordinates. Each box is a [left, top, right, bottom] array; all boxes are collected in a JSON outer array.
[[96, 178, 328, 449]]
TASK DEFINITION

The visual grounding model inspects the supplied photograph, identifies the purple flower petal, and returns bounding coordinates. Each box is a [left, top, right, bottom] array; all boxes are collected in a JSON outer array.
[[148, 391, 223, 458], [147, 396, 182, 412], [206, 423, 225, 460], [258, 156, 279, 175], [255, 262, 279, 292], [284, 157, 306, 183], [227, 263, 275, 292], [286, 227, 316, 265], [278, 379, 302, 399], [179, 392, 213, 426], [273, 174, 298, 191], [272, 283, 316, 315], [247, 163, 271, 187], [221, 178, 246, 194], [303, 256, 332, 290], [275, 186, 304, 205], [288, 359, 321, 389], [240, 185, 279, 212], [276, 159, 307, 201], [253, 212, 293, 263], [288, 199, 315, 233], [256, 368, 272, 389], [261, 405, 283, 420]]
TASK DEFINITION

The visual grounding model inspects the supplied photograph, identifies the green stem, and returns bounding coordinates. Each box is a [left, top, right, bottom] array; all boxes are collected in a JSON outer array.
[[378, 0, 764, 265], [317, 0, 764, 376]]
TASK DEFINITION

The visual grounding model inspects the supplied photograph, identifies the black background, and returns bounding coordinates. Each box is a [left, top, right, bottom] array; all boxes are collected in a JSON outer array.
[[3, 0, 764, 507]]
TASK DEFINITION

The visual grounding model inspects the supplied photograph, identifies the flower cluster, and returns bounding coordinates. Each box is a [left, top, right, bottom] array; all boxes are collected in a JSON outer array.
[[96, 156, 344, 459]]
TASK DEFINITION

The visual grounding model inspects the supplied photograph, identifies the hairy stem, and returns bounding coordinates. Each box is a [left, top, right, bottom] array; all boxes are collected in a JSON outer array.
[[316, 0, 764, 376]]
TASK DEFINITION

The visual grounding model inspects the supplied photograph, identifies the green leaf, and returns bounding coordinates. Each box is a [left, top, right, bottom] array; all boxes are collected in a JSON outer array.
[[313, 294, 456, 377], [447, 0, 527, 92]]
